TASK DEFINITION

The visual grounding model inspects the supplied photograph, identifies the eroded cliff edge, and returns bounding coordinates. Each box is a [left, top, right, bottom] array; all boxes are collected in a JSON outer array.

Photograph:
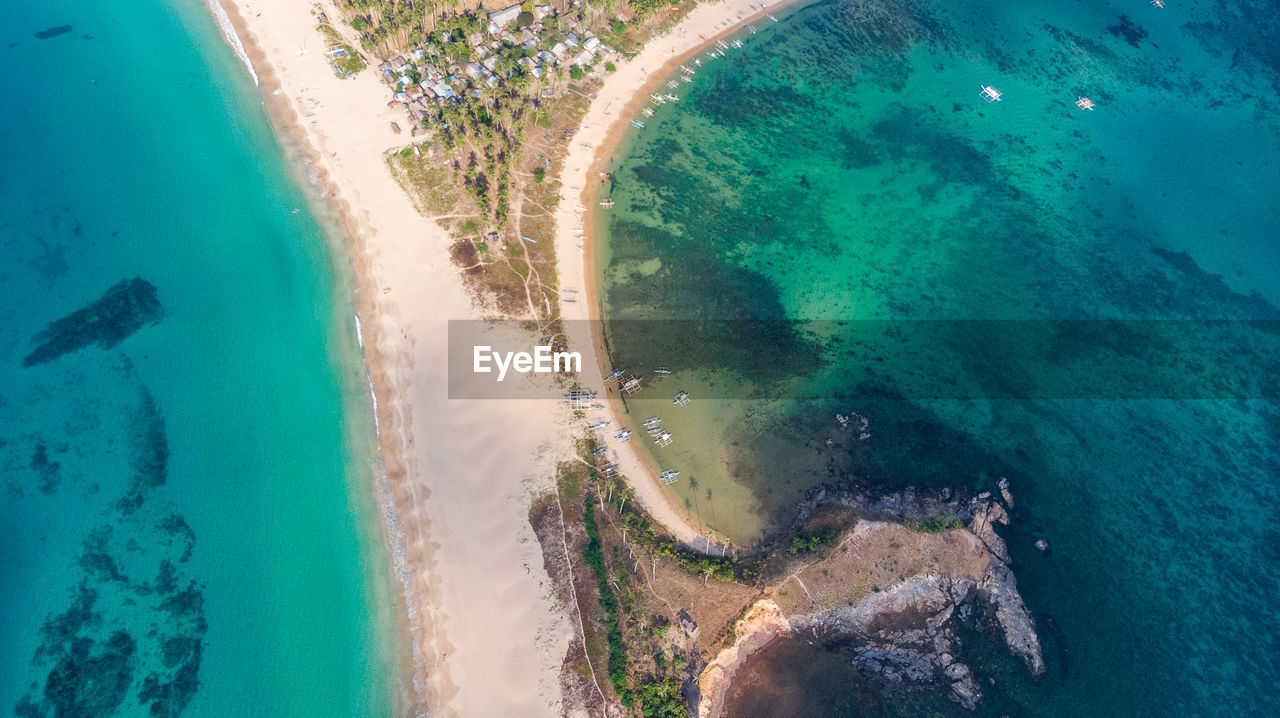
[[699, 485, 1044, 716]]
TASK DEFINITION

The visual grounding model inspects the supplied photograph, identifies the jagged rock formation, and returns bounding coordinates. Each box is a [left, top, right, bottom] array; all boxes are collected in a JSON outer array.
[[698, 486, 1044, 716]]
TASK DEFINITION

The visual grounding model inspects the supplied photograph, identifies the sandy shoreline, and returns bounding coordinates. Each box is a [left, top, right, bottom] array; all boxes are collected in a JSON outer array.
[[210, 0, 799, 714], [214, 0, 582, 714], [554, 0, 805, 552]]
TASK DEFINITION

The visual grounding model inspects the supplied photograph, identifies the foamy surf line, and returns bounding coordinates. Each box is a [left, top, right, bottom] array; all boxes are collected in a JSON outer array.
[[207, 0, 258, 86]]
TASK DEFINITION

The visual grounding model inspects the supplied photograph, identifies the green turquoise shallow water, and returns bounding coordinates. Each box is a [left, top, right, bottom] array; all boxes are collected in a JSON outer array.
[[0, 1, 403, 715], [598, 0, 1279, 714]]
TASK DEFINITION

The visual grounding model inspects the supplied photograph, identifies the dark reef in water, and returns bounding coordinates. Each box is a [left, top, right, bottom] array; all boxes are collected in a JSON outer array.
[[30, 443, 61, 494], [33, 25, 72, 40], [1106, 15, 1148, 48], [117, 388, 169, 514], [13, 372, 202, 717], [23, 278, 161, 367]]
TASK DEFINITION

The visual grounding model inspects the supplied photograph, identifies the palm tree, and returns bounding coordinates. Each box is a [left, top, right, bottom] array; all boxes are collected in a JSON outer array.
[[687, 476, 702, 532]]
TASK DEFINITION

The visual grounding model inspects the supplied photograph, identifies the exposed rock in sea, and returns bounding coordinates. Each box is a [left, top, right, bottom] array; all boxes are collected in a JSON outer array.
[[998, 476, 1014, 507], [700, 486, 1045, 716]]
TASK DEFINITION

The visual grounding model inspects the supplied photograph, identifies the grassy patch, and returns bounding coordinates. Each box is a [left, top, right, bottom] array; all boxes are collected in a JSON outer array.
[[315, 22, 366, 77]]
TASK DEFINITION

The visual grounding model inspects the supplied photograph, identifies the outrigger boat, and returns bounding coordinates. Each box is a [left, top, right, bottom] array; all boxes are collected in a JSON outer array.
[[620, 375, 645, 396], [650, 94, 666, 105], [665, 94, 679, 102], [716, 39, 729, 50], [673, 391, 690, 406], [643, 417, 662, 429], [1075, 96, 1096, 110], [680, 64, 695, 75], [980, 85, 1003, 103], [563, 388, 599, 411], [767, 12, 778, 21], [654, 431, 673, 447], [747, 24, 757, 34], [667, 80, 680, 89], [642, 107, 654, 117], [731, 39, 743, 48], [599, 199, 615, 209], [681, 74, 693, 84], [659, 469, 680, 484], [604, 368, 626, 383], [588, 420, 611, 431], [593, 446, 608, 456], [653, 366, 672, 375], [631, 120, 646, 128], [1150, 0, 1164, 7]]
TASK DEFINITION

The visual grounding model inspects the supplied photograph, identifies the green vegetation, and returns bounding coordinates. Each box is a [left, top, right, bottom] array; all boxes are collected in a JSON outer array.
[[315, 21, 367, 77], [788, 527, 837, 554], [605, 62, 617, 72], [634, 675, 685, 717], [569, 65, 584, 80], [583, 501, 633, 706], [532, 167, 546, 183], [614, 507, 746, 581], [903, 514, 963, 533]]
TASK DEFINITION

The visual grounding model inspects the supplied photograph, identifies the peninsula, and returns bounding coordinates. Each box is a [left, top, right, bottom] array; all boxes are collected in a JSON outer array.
[[214, 0, 1044, 715]]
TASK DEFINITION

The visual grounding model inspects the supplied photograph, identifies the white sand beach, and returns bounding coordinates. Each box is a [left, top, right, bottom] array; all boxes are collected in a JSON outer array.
[[213, 0, 787, 714], [553, 0, 799, 552]]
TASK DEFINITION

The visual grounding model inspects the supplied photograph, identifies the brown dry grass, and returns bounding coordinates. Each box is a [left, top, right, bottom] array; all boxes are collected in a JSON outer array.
[[769, 521, 994, 617]]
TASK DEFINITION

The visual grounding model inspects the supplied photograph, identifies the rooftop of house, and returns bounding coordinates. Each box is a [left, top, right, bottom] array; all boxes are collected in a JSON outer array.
[[489, 4, 522, 28]]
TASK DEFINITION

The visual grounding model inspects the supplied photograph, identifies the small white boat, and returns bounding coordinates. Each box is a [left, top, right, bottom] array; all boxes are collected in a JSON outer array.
[[631, 120, 646, 128], [980, 85, 1003, 103], [1075, 96, 1096, 110]]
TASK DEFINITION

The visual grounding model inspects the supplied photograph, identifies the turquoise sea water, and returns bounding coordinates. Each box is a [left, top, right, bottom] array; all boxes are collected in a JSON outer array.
[[599, 0, 1279, 714], [0, 1, 402, 715]]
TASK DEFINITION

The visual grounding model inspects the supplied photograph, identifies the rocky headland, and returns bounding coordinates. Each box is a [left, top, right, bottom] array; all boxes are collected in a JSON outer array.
[[698, 482, 1044, 716]]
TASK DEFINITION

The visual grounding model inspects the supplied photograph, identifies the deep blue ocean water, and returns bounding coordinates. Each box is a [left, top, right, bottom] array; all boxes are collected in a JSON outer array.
[[0, 1, 402, 715], [597, 0, 1280, 714]]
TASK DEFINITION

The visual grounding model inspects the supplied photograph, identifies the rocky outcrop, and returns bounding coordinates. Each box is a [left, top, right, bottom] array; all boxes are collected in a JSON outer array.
[[700, 485, 1045, 716], [792, 574, 985, 708]]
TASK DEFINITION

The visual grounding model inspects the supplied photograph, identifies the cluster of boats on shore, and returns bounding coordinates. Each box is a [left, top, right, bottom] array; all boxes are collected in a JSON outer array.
[[630, 12, 779, 131], [575, 365, 693, 487]]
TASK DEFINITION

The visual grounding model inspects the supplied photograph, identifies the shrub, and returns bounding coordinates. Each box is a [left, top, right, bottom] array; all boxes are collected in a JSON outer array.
[[787, 528, 837, 554], [569, 65, 584, 80], [635, 676, 686, 718], [605, 62, 617, 72], [903, 514, 963, 533]]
